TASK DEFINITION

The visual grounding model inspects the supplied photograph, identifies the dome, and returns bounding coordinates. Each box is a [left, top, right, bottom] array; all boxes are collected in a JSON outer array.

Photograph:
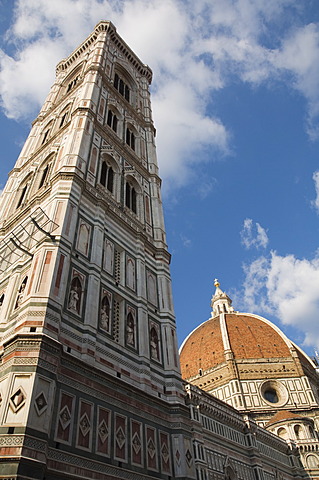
[[179, 280, 316, 387], [180, 312, 292, 380]]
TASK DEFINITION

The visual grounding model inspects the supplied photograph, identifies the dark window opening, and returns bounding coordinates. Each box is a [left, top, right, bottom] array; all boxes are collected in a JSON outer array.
[[16, 184, 28, 209], [42, 129, 50, 145], [264, 388, 279, 403], [39, 165, 49, 189], [66, 76, 79, 93], [59, 111, 69, 128], [125, 182, 137, 214], [100, 161, 114, 193], [114, 73, 130, 102], [107, 110, 118, 133], [126, 128, 135, 151]]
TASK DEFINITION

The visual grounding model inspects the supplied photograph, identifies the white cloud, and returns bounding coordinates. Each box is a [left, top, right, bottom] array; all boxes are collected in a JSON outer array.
[[241, 251, 319, 349], [1, 0, 319, 188], [180, 234, 192, 248], [241, 218, 269, 250], [312, 170, 319, 213]]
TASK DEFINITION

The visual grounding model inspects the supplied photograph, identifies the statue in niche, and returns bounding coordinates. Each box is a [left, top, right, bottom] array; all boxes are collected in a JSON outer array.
[[150, 327, 159, 360], [126, 312, 135, 346], [100, 295, 110, 331], [68, 276, 82, 313], [15, 277, 28, 309]]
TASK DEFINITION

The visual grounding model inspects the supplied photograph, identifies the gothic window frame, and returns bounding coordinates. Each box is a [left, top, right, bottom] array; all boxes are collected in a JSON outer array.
[[100, 161, 114, 193], [15, 173, 33, 210], [114, 72, 131, 103], [57, 63, 83, 101], [41, 120, 54, 146], [106, 108, 118, 133], [36, 154, 54, 191], [59, 104, 71, 129], [124, 175, 141, 216], [99, 153, 120, 198]]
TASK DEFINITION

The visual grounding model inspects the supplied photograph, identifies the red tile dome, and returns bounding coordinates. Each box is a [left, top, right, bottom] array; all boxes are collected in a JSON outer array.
[[180, 313, 292, 380]]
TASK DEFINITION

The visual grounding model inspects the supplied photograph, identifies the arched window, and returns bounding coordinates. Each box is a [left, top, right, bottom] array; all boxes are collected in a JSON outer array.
[[114, 73, 130, 102], [0, 293, 5, 311], [16, 184, 28, 209], [277, 427, 288, 440], [100, 162, 114, 193], [107, 110, 118, 133], [59, 109, 69, 128], [307, 454, 319, 468], [38, 164, 49, 189], [126, 128, 135, 151], [125, 182, 136, 213], [66, 76, 79, 93]]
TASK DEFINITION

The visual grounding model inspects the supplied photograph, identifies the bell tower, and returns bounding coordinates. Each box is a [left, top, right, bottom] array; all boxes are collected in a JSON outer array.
[[0, 22, 194, 480]]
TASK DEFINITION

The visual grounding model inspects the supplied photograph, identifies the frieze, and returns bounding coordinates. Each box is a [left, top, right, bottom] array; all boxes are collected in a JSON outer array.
[[48, 447, 154, 480], [0, 435, 24, 446], [38, 358, 58, 373], [24, 436, 47, 451]]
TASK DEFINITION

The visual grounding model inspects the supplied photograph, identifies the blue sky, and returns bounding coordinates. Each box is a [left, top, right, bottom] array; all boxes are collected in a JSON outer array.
[[1, 0, 319, 357]]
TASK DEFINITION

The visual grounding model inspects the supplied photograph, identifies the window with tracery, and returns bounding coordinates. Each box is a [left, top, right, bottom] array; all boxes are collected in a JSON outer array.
[[59, 110, 69, 128], [126, 128, 135, 151], [100, 162, 114, 193], [66, 76, 79, 93], [114, 73, 130, 102], [38, 164, 49, 189], [125, 182, 137, 213], [16, 184, 28, 209], [107, 110, 118, 133]]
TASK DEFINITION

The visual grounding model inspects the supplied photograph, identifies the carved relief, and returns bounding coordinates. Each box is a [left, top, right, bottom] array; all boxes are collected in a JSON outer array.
[[9, 386, 26, 413], [96, 407, 111, 456], [34, 392, 48, 416]]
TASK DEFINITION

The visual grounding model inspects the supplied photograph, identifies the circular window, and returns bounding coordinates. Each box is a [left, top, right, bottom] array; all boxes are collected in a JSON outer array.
[[260, 380, 288, 407]]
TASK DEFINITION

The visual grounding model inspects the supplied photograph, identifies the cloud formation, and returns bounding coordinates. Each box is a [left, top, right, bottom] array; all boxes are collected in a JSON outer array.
[[0, 0, 319, 187], [241, 218, 269, 250], [312, 170, 319, 213], [241, 251, 319, 349]]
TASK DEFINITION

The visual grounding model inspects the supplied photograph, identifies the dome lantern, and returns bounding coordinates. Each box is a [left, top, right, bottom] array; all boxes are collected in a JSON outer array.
[[211, 278, 234, 316]]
